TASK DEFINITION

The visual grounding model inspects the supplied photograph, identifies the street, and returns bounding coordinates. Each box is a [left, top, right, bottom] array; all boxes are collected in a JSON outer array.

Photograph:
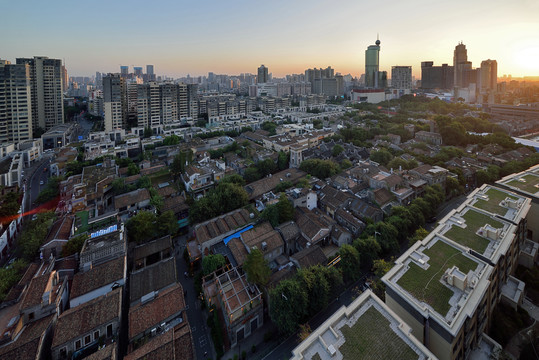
[[173, 234, 214, 360]]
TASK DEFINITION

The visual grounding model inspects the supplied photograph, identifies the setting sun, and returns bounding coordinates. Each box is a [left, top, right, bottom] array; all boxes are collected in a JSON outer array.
[[515, 46, 539, 74]]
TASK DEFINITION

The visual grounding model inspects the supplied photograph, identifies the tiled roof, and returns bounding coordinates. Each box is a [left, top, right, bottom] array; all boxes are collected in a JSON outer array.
[[70, 257, 125, 300], [240, 222, 284, 254], [19, 272, 50, 310], [0, 314, 54, 360], [45, 215, 74, 243], [128, 283, 185, 340], [161, 195, 189, 214], [374, 188, 394, 207], [4, 263, 39, 303], [84, 343, 117, 360], [114, 188, 150, 210], [244, 168, 307, 200], [130, 258, 177, 303], [133, 236, 171, 263], [124, 322, 194, 360], [276, 221, 300, 242], [52, 289, 122, 348], [194, 208, 251, 245], [156, 185, 177, 198], [227, 237, 249, 266], [335, 208, 365, 230], [295, 208, 333, 243], [291, 245, 327, 269]]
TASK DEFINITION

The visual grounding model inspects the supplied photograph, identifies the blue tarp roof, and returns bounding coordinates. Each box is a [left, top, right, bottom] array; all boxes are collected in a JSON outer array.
[[223, 224, 254, 245]]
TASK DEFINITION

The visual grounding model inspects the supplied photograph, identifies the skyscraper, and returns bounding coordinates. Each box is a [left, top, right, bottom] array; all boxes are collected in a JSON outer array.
[[453, 42, 472, 88], [120, 65, 129, 78], [421, 62, 454, 89], [365, 38, 381, 88], [480, 60, 497, 91], [391, 66, 412, 90], [0, 60, 33, 143], [16, 56, 64, 131], [257, 65, 268, 84], [146, 65, 155, 81], [103, 73, 126, 131], [133, 67, 143, 77]]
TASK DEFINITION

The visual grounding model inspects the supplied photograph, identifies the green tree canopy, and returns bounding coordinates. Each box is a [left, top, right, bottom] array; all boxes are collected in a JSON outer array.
[[202, 254, 227, 275], [244, 248, 271, 287], [269, 279, 308, 335], [369, 148, 393, 166], [299, 159, 340, 179], [126, 211, 157, 243], [338, 244, 361, 283], [353, 237, 381, 270], [62, 234, 88, 257]]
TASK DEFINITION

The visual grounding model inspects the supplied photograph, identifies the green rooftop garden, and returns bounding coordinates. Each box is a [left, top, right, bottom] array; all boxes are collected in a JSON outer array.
[[75, 210, 89, 234], [397, 240, 478, 316], [339, 306, 418, 360], [473, 188, 517, 216], [507, 174, 539, 194], [444, 209, 503, 253]]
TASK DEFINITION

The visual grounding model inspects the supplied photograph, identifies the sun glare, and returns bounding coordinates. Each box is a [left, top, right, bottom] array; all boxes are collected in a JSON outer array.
[[515, 46, 539, 74]]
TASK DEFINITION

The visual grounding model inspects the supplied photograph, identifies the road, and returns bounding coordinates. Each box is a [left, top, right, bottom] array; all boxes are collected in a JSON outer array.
[[173, 235, 214, 360]]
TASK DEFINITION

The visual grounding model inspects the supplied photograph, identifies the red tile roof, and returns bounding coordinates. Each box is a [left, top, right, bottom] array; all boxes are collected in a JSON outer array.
[[0, 314, 55, 360], [70, 257, 125, 300], [52, 289, 122, 348], [128, 283, 185, 340], [124, 322, 194, 360]]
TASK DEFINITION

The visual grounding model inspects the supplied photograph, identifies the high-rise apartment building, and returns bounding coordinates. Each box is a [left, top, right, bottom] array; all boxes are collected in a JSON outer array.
[[453, 43, 472, 89], [146, 65, 155, 81], [16, 57, 64, 132], [365, 38, 383, 88], [120, 65, 129, 78], [103, 73, 126, 131], [0, 60, 33, 143], [257, 65, 268, 84], [133, 67, 143, 77], [479, 60, 497, 91], [61, 65, 68, 94], [421, 62, 454, 89], [391, 66, 412, 90]]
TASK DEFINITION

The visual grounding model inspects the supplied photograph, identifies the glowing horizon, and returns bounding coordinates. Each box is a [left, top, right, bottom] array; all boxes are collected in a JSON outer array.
[[2, 0, 538, 79]]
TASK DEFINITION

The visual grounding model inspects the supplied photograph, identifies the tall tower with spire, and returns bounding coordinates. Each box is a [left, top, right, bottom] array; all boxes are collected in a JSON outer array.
[[365, 36, 385, 88]]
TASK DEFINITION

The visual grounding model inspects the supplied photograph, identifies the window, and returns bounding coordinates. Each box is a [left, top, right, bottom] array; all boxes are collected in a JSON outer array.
[[106, 324, 113, 338], [94, 330, 100, 341], [237, 327, 245, 342], [251, 318, 258, 333], [84, 335, 91, 345], [59, 347, 67, 359], [75, 339, 82, 350], [28, 312, 35, 321]]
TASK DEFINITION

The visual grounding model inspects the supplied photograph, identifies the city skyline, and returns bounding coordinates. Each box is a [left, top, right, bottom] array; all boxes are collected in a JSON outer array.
[[2, 0, 539, 78]]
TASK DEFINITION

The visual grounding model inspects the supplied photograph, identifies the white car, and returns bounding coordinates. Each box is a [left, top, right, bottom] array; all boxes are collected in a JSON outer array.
[[40, 180, 44, 185]]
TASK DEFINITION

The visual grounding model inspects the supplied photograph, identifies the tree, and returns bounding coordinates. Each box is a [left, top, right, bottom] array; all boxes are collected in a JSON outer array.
[[277, 151, 289, 170], [127, 162, 140, 176], [126, 211, 157, 243], [220, 174, 245, 186], [353, 237, 381, 270], [244, 248, 271, 287], [370, 149, 393, 166], [0, 259, 28, 302], [157, 211, 179, 237], [62, 234, 88, 257], [341, 159, 352, 169], [299, 159, 340, 179], [269, 279, 308, 335], [144, 126, 153, 138], [408, 227, 429, 247], [276, 193, 294, 224], [257, 158, 277, 177], [202, 254, 227, 275], [259, 204, 280, 227], [332, 144, 344, 157], [163, 134, 180, 146], [297, 267, 330, 315], [244, 167, 261, 183], [373, 258, 394, 278], [446, 177, 462, 198], [363, 222, 399, 255], [338, 244, 361, 283]]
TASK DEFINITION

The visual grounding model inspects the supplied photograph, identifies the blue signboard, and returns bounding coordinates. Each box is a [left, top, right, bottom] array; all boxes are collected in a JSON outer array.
[[78, 136, 83, 140]]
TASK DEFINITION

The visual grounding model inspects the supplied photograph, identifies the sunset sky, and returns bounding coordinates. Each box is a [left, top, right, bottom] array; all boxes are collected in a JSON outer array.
[[2, 0, 538, 78]]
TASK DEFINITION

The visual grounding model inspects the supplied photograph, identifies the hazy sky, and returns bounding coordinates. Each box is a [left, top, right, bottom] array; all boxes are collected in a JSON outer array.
[[2, 0, 538, 78]]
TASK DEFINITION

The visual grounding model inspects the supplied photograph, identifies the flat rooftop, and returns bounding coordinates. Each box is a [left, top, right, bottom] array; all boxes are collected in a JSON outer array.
[[384, 235, 490, 333], [291, 290, 435, 360], [439, 206, 509, 256], [497, 164, 539, 197], [468, 185, 530, 223]]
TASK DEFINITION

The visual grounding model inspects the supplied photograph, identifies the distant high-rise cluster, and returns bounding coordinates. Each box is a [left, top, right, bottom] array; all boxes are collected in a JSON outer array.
[[304, 66, 344, 97], [421, 42, 497, 103]]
